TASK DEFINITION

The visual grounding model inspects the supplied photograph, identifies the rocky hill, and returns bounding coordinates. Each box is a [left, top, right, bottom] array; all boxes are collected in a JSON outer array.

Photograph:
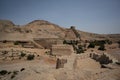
[[0, 20, 120, 42]]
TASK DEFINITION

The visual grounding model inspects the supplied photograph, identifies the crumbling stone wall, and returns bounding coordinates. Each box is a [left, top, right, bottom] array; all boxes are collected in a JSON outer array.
[[0, 49, 38, 61], [52, 44, 73, 56], [56, 58, 67, 69]]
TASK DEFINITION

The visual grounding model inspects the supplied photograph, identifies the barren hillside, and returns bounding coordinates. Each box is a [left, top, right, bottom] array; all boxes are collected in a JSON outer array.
[[0, 20, 120, 42]]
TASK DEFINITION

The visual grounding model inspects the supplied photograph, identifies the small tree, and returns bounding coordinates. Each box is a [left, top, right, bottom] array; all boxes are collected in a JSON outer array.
[[88, 42, 95, 48], [0, 70, 8, 75], [27, 54, 35, 60], [98, 54, 112, 64], [118, 41, 120, 48], [14, 41, 19, 45], [3, 40, 7, 43], [20, 52, 26, 57], [76, 49, 84, 54], [107, 40, 112, 45], [20, 68, 25, 71], [98, 44, 105, 51], [94, 40, 106, 46], [63, 40, 67, 44], [76, 45, 84, 54], [78, 45, 82, 49]]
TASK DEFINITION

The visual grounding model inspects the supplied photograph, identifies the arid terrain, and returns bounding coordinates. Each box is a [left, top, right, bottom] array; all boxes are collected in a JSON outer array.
[[0, 20, 120, 80]]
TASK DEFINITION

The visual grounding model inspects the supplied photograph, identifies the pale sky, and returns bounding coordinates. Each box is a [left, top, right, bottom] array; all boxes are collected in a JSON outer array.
[[0, 0, 120, 34]]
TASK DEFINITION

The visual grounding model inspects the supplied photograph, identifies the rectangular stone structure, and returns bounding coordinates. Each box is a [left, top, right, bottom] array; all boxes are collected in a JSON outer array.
[[51, 44, 73, 56]]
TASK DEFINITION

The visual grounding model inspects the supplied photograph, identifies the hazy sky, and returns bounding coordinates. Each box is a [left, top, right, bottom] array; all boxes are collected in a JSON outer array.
[[0, 0, 120, 34]]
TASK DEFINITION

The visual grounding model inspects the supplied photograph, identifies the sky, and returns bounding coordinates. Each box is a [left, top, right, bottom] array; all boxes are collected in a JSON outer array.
[[0, 0, 120, 34]]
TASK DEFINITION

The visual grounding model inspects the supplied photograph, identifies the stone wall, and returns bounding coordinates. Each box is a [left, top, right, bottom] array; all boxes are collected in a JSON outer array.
[[51, 44, 74, 56], [0, 49, 40, 61], [34, 38, 63, 49], [56, 58, 67, 69]]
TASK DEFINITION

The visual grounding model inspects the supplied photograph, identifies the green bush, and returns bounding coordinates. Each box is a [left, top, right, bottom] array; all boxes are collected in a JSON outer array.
[[98, 54, 112, 64], [98, 44, 105, 51], [0, 70, 8, 75], [63, 40, 67, 44], [20, 52, 26, 57], [11, 75, 15, 79], [20, 68, 25, 71], [27, 54, 35, 60], [105, 39, 112, 45], [3, 40, 7, 43], [13, 71, 18, 75], [107, 40, 112, 45], [92, 53, 112, 64], [14, 41, 19, 45], [11, 70, 18, 79], [117, 41, 120, 48], [88, 42, 95, 48], [76, 49, 84, 54], [63, 40, 78, 45], [78, 45, 82, 49], [94, 40, 106, 46], [8, 71, 11, 74], [115, 62, 120, 65]]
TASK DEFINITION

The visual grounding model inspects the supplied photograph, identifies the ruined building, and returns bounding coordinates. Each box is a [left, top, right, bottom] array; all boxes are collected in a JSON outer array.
[[51, 44, 74, 56]]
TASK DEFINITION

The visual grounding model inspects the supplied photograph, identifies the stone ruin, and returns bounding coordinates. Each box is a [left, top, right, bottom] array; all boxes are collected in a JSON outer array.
[[56, 58, 67, 69], [51, 44, 74, 56], [0, 49, 38, 61]]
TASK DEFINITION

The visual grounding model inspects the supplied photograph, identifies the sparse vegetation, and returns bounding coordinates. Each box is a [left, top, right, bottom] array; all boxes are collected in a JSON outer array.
[[63, 40, 78, 45], [76, 45, 84, 54], [88, 42, 95, 48], [3, 40, 7, 43], [96, 40, 112, 45], [0, 70, 8, 75], [106, 40, 112, 45], [94, 40, 106, 46], [76, 49, 84, 54], [70, 26, 81, 38], [63, 40, 82, 54], [10, 70, 19, 79], [88, 40, 112, 49], [92, 53, 112, 64], [115, 62, 120, 65], [8, 71, 11, 74], [45, 51, 50, 55], [0, 69, 25, 79], [13, 71, 18, 75], [88, 40, 108, 50], [20, 68, 25, 71], [20, 52, 26, 57], [98, 44, 105, 51], [37, 55, 39, 57], [117, 41, 120, 48], [63, 40, 67, 44], [27, 54, 35, 60], [14, 41, 19, 45], [2, 51, 8, 55], [99, 54, 112, 64], [11, 75, 15, 79]]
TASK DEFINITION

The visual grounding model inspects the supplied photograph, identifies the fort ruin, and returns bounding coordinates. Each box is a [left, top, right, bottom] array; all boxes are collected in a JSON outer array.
[[51, 44, 74, 56]]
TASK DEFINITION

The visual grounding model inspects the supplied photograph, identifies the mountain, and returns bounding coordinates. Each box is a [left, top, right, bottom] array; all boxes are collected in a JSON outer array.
[[0, 20, 119, 42]]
